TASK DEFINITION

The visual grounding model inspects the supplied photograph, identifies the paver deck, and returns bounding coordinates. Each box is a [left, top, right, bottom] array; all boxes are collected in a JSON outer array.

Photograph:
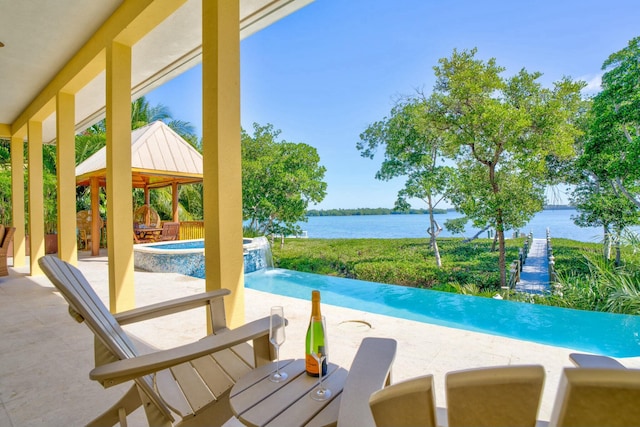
[[516, 238, 551, 294]]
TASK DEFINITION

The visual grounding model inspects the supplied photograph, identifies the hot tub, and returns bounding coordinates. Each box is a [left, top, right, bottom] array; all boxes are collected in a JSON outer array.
[[133, 237, 273, 278]]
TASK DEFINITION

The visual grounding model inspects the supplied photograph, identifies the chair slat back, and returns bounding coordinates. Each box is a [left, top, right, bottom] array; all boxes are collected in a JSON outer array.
[[550, 368, 640, 427], [160, 222, 180, 241], [338, 337, 397, 427], [39, 255, 138, 360], [446, 365, 545, 427], [369, 375, 437, 427], [39, 255, 175, 422]]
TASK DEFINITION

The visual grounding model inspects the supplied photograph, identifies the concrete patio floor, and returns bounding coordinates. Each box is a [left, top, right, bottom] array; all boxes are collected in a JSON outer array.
[[2, 252, 639, 426]]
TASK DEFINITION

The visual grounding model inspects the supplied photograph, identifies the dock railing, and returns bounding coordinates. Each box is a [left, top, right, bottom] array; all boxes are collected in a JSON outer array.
[[504, 232, 533, 297]]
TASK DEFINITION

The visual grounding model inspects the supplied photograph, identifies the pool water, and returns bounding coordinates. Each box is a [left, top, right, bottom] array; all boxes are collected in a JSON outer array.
[[133, 237, 272, 276], [245, 268, 640, 357]]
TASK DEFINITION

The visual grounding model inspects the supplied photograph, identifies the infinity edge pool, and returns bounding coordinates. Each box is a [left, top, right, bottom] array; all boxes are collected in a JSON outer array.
[[245, 268, 640, 358]]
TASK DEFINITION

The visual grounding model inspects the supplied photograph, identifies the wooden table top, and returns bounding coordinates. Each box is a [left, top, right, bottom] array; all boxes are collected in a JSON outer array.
[[230, 359, 348, 427], [134, 227, 162, 236]]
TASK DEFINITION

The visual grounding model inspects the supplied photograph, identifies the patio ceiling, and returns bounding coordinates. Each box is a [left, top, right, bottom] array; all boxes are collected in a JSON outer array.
[[0, 0, 313, 142]]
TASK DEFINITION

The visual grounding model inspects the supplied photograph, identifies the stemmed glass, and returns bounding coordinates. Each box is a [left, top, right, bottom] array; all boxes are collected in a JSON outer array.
[[308, 315, 331, 401], [268, 306, 288, 383]]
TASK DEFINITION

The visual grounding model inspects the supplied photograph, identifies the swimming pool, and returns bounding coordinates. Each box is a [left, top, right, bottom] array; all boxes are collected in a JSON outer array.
[[245, 268, 640, 358], [133, 237, 273, 276]]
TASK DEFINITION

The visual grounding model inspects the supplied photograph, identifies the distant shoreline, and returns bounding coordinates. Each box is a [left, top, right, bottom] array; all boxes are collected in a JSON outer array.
[[307, 205, 574, 217]]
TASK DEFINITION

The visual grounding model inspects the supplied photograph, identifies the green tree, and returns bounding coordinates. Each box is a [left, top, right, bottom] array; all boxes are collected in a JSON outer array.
[[572, 178, 639, 264], [570, 36, 640, 262], [242, 123, 327, 242], [432, 48, 585, 288], [358, 95, 453, 267], [583, 36, 640, 208]]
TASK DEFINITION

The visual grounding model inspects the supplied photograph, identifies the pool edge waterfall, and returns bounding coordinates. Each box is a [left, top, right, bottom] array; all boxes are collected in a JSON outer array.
[[133, 237, 273, 278]]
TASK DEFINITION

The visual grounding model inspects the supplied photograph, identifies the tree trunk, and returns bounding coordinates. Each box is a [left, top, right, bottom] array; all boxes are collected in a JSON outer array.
[[615, 178, 640, 209], [427, 197, 442, 268], [488, 163, 506, 287], [491, 232, 498, 251], [603, 227, 611, 260], [614, 227, 622, 267], [463, 225, 491, 243], [496, 217, 507, 288]]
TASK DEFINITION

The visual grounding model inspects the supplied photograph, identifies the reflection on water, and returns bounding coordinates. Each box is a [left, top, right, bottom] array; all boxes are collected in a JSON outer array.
[[246, 268, 640, 357]]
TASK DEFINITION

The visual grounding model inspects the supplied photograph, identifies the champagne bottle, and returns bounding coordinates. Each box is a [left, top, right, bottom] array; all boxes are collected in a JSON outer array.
[[305, 290, 327, 376]]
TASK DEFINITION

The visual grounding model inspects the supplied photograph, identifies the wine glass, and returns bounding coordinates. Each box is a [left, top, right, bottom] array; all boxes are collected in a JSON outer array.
[[309, 315, 331, 401], [268, 306, 288, 383]]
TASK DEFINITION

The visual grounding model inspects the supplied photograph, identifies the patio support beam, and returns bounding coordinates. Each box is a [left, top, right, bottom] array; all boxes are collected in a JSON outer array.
[[27, 120, 45, 275], [11, 0, 187, 135], [106, 41, 134, 313], [202, 0, 245, 328], [56, 92, 78, 265], [10, 135, 26, 267]]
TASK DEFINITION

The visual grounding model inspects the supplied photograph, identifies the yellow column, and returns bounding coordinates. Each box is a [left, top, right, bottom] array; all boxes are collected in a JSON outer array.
[[106, 41, 134, 313], [27, 120, 45, 275], [202, 0, 244, 328], [10, 135, 26, 267], [56, 92, 78, 265]]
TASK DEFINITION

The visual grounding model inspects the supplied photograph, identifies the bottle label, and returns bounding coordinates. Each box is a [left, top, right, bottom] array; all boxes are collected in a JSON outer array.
[[306, 354, 319, 375]]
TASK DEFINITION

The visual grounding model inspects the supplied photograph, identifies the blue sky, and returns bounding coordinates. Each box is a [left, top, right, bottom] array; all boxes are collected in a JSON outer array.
[[146, 0, 640, 210]]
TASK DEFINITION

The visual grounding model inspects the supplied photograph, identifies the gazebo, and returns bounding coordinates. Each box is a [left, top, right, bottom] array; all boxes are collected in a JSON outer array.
[[75, 120, 203, 255]]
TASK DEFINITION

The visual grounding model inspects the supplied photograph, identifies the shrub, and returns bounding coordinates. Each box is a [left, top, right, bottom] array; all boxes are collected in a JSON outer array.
[[272, 237, 523, 292]]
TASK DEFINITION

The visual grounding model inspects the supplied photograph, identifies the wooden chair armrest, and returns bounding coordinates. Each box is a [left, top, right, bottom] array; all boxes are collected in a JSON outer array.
[[569, 353, 625, 369], [337, 337, 397, 427], [90, 316, 270, 387], [113, 289, 231, 325]]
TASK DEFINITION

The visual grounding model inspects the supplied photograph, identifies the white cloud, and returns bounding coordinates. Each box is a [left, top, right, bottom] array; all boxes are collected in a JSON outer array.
[[579, 73, 603, 95]]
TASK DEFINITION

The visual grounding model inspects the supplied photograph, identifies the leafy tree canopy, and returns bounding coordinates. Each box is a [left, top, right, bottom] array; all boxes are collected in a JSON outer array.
[[431, 48, 586, 286], [583, 36, 640, 208], [242, 123, 327, 237]]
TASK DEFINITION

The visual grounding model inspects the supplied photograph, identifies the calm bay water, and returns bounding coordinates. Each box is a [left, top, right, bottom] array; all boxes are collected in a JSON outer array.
[[299, 208, 629, 242]]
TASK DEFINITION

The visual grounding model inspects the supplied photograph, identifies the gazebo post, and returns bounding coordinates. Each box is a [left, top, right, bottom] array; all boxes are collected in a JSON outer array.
[[144, 186, 151, 225], [172, 182, 179, 222]]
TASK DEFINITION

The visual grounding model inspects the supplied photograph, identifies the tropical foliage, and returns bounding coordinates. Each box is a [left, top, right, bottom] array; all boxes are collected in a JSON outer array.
[[272, 237, 525, 291], [570, 36, 640, 261], [0, 139, 58, 231], [582, 36, 640, 209], [242, 123, 327, 240]]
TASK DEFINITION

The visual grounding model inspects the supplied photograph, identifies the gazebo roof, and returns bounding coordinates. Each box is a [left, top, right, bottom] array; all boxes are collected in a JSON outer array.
[[75, 121, 203, 188]]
